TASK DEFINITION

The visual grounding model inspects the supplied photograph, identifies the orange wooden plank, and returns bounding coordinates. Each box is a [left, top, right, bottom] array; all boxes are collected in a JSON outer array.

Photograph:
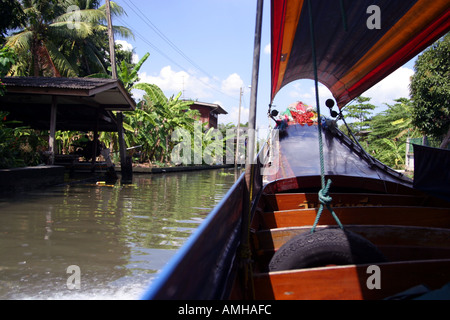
[[253, 259, 450, 300], [263, 193, 449, 211], [256, 225, 450, 251], [261, 207, 450, 229]]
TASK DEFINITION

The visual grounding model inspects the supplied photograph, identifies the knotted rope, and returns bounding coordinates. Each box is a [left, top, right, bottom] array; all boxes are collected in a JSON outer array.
[[311, 179, 344, 233]]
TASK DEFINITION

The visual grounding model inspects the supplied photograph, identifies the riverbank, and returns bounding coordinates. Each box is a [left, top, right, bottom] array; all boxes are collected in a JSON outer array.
[[0, 163, 239, 196], [116, 163, 236, 174], [0, 165, 65, 195]]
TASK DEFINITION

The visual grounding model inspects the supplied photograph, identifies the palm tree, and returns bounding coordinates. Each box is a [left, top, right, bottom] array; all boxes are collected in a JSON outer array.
[[58, 0, 134, 76], [6, 0, 132, 77]]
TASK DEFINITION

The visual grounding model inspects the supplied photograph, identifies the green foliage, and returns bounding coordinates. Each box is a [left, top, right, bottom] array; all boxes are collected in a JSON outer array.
[[118, 52, 150, 91], [0, 0, 25, 41], [124, 83, 200, 164], [368, 98, 421, 169], [340, 97, 420, 170], [410, 33, 450, 144], [0, 46, 18, 76], [0, 46, 18, 95], [5, 0, 132, 77], [0, 112, 45, 169], [365, 98, 420, 169], [89, 51, 150, 91], [374, 138, 405, 169], [342, 96, 376, 132], [369, 98, 418, 141], [340, 96, 376, 149]]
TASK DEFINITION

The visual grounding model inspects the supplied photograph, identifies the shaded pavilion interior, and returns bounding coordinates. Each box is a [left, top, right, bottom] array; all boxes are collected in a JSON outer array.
[[0, 77, 136, 179]]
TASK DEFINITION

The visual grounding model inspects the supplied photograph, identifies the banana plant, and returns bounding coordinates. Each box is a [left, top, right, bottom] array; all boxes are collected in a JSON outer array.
[[377, 138, 406, 169], [55, 130, 80, 154], [129, 83, 199, 164], [119, 52, 150, 91], [89, 52, 150, 90]]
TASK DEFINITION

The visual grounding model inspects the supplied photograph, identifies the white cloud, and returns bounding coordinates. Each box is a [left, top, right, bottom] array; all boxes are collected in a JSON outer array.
[[363, 67, 414, 106], [115, 39, 132, 51], [136, 66, 214, 101], [221, 73, 244, 97], [220, 104, 249, 126], [115, 40, 139, 64], [264, 43, 271, 55]]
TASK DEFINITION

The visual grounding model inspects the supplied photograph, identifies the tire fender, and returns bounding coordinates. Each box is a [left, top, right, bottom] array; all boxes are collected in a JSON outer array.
[[269, 228, 387, 272]]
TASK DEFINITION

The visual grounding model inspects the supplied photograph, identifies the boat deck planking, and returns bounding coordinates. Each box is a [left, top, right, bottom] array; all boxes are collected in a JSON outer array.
[[259, 206, 450, 229], [253, 259, 450, 300]]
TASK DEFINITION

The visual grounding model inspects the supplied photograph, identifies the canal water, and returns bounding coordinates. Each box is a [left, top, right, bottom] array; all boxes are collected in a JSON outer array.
[[0, 168, 239, 300]]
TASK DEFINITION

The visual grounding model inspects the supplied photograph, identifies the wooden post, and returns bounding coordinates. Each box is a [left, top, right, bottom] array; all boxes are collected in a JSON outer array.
[[48, 96, 58, 165], [91, 110, 99, 172], [117, 112, 132, 183]]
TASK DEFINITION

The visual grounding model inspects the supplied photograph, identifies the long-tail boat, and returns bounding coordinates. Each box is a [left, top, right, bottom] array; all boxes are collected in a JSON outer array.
[[141, 0, 450, 300]]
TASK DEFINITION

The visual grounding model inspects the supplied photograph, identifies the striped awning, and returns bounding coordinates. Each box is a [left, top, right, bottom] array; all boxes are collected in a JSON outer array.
[[271, 0, 450, 108]]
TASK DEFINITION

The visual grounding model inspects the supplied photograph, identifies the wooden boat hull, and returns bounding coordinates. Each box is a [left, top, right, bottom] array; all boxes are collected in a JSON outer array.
[[253, 259, 450, 300], [142, 123, 450, 300], [235, 124, 450, 300]]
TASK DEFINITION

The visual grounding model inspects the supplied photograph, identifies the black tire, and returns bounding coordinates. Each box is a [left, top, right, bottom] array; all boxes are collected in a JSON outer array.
[[269, 228, 387, 272]]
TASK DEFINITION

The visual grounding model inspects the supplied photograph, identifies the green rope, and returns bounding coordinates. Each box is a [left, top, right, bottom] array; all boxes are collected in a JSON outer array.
[[307, 0, 344, 233], [311, 179, 344, 232]]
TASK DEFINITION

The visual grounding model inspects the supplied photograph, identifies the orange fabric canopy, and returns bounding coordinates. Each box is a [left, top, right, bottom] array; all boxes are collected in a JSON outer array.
[[271, 0, 450, 108]]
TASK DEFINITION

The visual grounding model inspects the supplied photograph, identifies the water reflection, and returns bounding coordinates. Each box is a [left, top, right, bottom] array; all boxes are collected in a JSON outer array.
[[0, 168, 239, 299]]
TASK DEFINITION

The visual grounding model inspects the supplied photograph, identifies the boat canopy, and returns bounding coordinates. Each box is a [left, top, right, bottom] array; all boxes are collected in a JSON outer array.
[[271, 0, 450, 108]]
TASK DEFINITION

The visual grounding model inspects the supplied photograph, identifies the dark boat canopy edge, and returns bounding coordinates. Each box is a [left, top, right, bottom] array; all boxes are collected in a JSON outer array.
[[262, 123, 413, 193]]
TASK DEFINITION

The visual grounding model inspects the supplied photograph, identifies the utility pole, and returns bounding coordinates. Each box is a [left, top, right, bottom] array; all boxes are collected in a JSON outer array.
[[235, 87, 243, 168], [105, 0, 117, 79], [105, 0, 131, 182], [245, 0, 263, 189]]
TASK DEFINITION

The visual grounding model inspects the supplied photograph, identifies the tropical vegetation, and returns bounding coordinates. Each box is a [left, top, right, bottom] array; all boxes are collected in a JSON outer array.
[[410, 33, 450, 149], [340, 97, 417, 170], [4, 0, 132, 77], [122, 83, 200, 165], [0, 2, 448, 172], [0, 111, 45, 168], [366, 98, 420, 169]]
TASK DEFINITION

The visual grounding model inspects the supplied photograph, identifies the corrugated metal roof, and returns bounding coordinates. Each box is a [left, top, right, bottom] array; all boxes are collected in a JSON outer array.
[[3, 77, 117, 90], [189, 101, 228, 115], [0, 76, 136, 132]]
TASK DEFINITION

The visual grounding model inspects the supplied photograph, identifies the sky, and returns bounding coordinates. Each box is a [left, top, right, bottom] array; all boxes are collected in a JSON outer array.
[[111, 0, 417, 132]]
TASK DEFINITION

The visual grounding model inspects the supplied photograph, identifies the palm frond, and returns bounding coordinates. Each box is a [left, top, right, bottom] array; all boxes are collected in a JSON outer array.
[[45, 41, 78, 77], [5, 31, 33, 53], [49, 21, 94, 39], [54, 8, 106, 24], [85, 72, 110, 78], [84, 43, 108, 74], [112, 25, 134, 39], [98, 1, 127, 17]]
